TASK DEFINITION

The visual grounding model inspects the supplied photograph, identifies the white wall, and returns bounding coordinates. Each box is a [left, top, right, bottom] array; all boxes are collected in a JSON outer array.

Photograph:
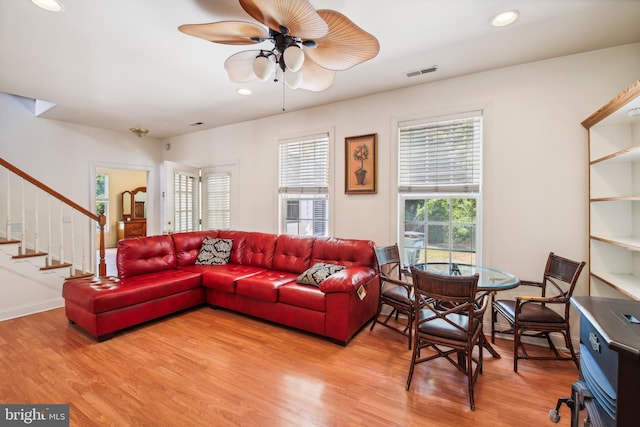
[[1, 42, 639, 320], [162, 43, 640, 292]]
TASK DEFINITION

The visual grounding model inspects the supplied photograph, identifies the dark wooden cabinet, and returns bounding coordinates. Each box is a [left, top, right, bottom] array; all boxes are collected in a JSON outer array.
[[117, 219, 146, 240], [570, 296, 640, 426]]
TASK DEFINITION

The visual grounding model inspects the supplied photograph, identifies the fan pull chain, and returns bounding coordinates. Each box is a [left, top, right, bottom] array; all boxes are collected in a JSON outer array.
[[282, 77, 286, 112]]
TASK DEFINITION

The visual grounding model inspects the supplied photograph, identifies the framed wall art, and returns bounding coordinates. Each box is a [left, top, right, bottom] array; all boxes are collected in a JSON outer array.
[[345, 133, 377, 194]]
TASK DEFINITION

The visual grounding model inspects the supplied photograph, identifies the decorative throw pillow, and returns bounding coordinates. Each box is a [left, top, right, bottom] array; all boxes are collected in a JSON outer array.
[[296, 263, 345, 287], [195, 237, 233, 265]]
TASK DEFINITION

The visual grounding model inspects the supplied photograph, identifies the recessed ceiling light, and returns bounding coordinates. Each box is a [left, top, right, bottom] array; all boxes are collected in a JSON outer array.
[[237, 88, 252, 96], [491, 10, 519, 27], [30, 0, 64, 12]]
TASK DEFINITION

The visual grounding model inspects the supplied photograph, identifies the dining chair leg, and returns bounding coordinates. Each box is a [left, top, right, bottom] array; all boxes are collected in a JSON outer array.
[[407, 311, 413, 350], [467, 351, 475, 410], [562, 329, 579, 369], [513, 328, 521, 372], [369, 302, 382, 331], [406, 341, 418, 390]]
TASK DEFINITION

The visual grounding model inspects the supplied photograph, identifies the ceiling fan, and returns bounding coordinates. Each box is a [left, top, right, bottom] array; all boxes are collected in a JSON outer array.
[[178, 0, 380, 92]]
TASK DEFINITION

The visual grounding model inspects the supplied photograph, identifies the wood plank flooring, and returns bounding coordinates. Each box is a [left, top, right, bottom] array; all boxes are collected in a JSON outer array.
[[0, 306, 578, 426]]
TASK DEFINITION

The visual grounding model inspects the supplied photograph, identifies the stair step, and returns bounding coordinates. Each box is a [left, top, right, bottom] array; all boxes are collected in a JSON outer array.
[[12, 249, 48, 259], [66, 272, 94, 280], [40, 260, 73, 271], [0, 238, 21, 245]]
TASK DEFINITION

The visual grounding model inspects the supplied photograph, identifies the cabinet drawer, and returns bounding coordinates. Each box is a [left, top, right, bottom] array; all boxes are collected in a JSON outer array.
[[126, 221, 145, 232], [580, 316, 618, 391]]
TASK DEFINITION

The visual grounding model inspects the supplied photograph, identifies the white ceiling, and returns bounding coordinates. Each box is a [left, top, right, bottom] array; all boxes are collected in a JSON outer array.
[[1, 0, 639, 138]]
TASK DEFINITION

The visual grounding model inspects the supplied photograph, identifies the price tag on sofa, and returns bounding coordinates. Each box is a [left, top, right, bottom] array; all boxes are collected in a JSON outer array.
[[357, 285, 367, 300]]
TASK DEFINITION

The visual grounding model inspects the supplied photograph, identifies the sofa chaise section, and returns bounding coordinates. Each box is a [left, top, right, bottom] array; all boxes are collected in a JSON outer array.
[[62, 235, 204, 341]]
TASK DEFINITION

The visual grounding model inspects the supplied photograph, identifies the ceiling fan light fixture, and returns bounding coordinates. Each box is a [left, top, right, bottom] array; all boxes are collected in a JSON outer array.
[[285, 70, 303, 89], [129, 127, 149, 138], [283, 45, 304, 72], [252, 54, 272, 81], [491, 10, 519, 27], [30, 0, 64, 12]]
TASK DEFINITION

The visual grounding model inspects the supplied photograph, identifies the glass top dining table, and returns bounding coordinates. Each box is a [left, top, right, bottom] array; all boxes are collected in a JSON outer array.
[[410, 262, 520, 359], [411, 262, 520, 291]]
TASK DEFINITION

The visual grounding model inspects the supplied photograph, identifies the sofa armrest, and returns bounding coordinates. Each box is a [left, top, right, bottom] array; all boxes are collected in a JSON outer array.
[[319, 266, 377, 293]]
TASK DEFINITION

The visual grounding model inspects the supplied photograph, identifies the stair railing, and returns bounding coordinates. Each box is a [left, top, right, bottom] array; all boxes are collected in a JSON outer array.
[[0, 157, 106, 277]]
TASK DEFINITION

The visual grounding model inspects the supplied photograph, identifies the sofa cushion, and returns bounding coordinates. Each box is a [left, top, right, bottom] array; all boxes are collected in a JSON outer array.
[[296, 263, 346, 287], [217, 230, 249, 265], [172, 231, 218, 267], [116, 235, 177, 278], [62, 271, 202, 314], [272, 234, 314, 274], [279, 282, 326, 312], [193, 264, 264, 293], [235, 270, 297, 302], [311, 237, 376, 269], [195, 237, 233, 265], [240, 232, 277, 269]]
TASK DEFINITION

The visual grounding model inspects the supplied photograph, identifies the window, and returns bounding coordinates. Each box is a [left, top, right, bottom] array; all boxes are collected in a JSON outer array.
[[202, 172, 230, 230], [398, 112, 482, 265], [279, 133, 329, 237], [96, 173, 109, 231]]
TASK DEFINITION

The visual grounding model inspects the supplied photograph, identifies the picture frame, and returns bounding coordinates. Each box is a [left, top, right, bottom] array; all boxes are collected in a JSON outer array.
[[345, 133, 377, 194]]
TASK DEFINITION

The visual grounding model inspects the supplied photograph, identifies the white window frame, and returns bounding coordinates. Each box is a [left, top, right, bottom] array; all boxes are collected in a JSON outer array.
[[278, 132, 330, 237], [96, 172, 109, 232], [397, 111, 483, 266]]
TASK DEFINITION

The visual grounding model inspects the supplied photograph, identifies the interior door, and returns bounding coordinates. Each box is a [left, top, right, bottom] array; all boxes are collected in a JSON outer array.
[[162, 161, 200, 233]]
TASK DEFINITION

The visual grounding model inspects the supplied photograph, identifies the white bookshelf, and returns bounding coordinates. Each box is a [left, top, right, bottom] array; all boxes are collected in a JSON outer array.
[[584, 80, 640, 300]]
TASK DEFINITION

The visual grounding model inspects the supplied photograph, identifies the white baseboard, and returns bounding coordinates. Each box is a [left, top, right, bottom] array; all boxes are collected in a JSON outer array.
[[0, 298, 64, 322]]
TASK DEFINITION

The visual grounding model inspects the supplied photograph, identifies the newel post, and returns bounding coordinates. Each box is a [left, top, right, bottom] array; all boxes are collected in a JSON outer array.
[[97, 210, 107, 276]]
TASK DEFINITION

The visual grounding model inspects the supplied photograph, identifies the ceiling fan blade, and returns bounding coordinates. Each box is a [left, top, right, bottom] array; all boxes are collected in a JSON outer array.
[[224, 50, 264, 83], [296, 57, 335, 92], [239, 0, 328, 40], [178, 21, 268, 45], [304, 10, 380, 71]]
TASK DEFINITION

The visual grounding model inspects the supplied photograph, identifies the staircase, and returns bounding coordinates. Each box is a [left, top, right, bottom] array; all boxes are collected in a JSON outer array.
[[0, 157, 106, 321]]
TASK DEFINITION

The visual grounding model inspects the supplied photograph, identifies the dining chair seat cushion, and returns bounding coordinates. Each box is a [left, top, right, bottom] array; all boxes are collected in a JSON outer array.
[[417, 308, 480, 341], [493, 300, 565, 323], [382, 285, 411, 305]]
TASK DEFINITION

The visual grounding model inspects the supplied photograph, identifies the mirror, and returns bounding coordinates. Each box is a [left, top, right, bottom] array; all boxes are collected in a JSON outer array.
[[132, 187, 147, 219], [121, 187, 146, 221], [121, 190, 132, 221]]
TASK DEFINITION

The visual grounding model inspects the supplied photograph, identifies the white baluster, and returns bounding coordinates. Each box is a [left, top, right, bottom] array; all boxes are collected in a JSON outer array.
[[34, 186, 39, 258], [47, 196, 52, 266], [5, 169, 10, 240], [59, 201, 64, 263], [20, 179, 25, 254], [70, 211, 75, 276]]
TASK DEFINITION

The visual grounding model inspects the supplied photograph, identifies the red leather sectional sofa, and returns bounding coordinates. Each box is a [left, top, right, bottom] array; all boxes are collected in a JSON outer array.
[[62, 230, 380, 344]]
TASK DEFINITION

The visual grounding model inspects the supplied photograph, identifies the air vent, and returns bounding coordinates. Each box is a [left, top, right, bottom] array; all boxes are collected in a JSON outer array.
[[406, 66, 438, 78]]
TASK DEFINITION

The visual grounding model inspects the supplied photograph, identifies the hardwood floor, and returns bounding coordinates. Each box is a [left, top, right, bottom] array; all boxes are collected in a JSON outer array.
[[0, 307, 578, 426]]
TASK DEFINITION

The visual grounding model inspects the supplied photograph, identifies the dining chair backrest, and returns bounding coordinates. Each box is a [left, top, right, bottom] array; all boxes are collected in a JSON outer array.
[[541, 253, 585, 301], [374, 244, 403, 280]]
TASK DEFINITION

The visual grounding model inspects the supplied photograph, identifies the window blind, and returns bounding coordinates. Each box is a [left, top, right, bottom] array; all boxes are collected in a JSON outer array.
[[174, 171, 196, 232], [202, 172, 230, 230], [398, 113, 482, 193], [279, 134, 329, 194]]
